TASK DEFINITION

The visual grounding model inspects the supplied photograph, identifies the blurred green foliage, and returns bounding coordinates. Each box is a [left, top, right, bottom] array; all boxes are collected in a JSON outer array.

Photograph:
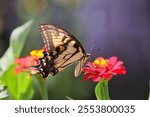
[[10, 20, 33, 58], [0, 20, 34, 99], [2, 64, 34, 99], [0, 20, 33, 77]]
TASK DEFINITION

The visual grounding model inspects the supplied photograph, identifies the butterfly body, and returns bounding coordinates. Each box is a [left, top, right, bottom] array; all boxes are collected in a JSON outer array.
[[35, 24, 91, 78]]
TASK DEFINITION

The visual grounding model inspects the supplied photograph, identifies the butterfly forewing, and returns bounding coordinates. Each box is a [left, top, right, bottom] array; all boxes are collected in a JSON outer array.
[[39, 24, 73, 51]]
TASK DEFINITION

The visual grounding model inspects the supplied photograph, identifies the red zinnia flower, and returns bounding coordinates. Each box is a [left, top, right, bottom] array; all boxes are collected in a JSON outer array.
[[14, 48, 45, 75], [83, 56, 126, 82]]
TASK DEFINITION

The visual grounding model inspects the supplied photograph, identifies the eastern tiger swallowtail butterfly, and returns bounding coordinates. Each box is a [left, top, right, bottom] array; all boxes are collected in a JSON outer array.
[[35, 24, 91, 78]]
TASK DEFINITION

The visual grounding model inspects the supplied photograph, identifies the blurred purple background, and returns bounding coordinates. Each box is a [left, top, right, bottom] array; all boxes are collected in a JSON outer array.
[[78, 0, 150, 99], [0, 0, 150, 99]]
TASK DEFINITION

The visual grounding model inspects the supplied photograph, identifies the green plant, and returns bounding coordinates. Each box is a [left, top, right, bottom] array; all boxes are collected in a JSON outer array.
[[0, 20, 34, 100]]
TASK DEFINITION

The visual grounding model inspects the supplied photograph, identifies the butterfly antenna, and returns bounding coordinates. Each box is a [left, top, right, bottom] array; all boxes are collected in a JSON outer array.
[[90, 41, 97, 53], [90, 41, 101, 60]]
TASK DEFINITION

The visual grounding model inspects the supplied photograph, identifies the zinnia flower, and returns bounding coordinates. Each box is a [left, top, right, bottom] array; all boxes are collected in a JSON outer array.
[[14, 48, 45, 74], [83, 56, 126, 82]]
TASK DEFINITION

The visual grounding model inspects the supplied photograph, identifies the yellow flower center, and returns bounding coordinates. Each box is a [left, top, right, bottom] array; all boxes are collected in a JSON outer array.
[[93, 58, 108, 68], [30, 50, 44, 58], [94, 59, 100, 65]]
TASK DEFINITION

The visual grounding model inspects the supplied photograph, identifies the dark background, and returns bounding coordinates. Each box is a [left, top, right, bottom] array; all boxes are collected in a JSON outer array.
[[0, 0, 150, 99]]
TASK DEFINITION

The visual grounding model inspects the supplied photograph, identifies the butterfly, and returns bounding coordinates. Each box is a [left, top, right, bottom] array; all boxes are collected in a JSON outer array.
[[35, 24, 91, 78]]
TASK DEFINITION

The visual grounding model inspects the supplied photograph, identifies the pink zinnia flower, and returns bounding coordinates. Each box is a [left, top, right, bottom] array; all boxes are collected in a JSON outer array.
[[83, 56, 126, 82], [14, 48, 45, 74]]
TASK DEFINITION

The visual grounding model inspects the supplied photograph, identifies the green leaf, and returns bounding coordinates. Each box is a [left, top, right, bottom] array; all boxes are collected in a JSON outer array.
[[0, 47, 14, 77], [10, 19, 34, 58], [95, 80, 110, 100], [0, 20, 34, 77], [2, 64, 34, 100]]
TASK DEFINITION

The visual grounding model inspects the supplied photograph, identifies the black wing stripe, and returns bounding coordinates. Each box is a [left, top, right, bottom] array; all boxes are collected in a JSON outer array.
[[39, 25, 54, 51]]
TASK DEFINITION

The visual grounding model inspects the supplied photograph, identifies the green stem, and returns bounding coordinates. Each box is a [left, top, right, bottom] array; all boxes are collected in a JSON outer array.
[[35, 75, 48, 100], [65, 96, 74, 100], [95, 79, 110, 100], [103, 81, 110, 100]]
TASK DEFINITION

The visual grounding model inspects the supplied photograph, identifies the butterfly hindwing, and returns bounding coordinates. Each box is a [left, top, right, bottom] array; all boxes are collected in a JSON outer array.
[[54, 46, 84, 70]]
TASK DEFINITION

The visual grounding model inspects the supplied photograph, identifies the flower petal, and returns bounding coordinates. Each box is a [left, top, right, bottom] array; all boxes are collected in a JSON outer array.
[[86, 62, 94, 68], [112, 66, 126, 75], [92, 76, 101, 82], [108, 56, 117, 65], [84, 73, 93, 81], [15, 56, 39, 74], [103, 73, 111, 80]]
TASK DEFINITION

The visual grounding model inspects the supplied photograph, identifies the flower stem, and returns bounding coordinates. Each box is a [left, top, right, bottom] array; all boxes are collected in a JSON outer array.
[[95, 79, 110, 100], [34, 75, 48, 100]]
